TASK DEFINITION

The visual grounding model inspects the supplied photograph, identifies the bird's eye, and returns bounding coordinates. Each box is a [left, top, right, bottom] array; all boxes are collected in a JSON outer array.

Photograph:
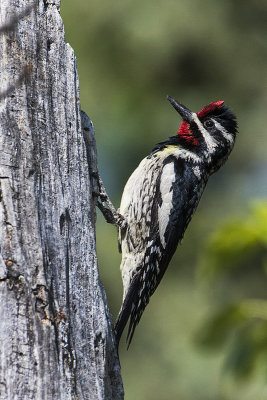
[[204, 119, 214, 129]]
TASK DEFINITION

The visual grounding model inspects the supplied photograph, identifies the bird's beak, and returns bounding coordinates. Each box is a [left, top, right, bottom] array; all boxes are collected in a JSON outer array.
[[167, 96, 194, 124]]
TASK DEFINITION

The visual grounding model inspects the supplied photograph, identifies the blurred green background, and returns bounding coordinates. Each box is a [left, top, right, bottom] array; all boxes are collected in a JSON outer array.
[[62, 1, 267, 398]]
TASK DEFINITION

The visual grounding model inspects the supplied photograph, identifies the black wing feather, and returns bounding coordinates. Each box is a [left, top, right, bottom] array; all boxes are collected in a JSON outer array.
[[116, 157, 207, 347]]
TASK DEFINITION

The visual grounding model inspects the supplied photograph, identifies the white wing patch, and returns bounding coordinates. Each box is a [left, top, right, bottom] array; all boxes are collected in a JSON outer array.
[[158, 162, 175, 248], [193, 165, 201, 179]]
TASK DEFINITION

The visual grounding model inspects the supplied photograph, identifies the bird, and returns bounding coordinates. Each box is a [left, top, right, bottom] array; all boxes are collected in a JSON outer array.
[[114, 96, 237, 347]]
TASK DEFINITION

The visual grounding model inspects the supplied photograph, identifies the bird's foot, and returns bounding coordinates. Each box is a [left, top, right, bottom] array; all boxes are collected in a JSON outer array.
[[96, 175, 127, 230]]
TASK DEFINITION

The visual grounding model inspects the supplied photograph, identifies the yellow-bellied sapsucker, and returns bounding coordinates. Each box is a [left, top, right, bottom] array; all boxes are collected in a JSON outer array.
[[115, 96, 237, 347]]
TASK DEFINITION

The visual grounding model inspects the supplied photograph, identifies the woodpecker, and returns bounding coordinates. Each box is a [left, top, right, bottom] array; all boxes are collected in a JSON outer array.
[[115, 96, 237, 347]]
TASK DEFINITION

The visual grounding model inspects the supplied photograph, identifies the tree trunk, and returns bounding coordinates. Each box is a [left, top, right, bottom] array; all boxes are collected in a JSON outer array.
[[0, 1, 123, 399]]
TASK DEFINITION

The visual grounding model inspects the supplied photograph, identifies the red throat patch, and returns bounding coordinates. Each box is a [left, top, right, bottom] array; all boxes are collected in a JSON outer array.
[[177, 101, 224, 146], [177, 121, 199, 146], [197, 101, 224, 118]]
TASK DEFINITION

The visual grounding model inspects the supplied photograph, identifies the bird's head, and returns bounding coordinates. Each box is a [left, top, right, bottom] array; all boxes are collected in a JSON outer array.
[[167, 96, 237, 172]]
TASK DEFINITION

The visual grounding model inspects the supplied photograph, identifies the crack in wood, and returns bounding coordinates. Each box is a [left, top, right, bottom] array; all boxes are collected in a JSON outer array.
[[0, 1, 124, 397]]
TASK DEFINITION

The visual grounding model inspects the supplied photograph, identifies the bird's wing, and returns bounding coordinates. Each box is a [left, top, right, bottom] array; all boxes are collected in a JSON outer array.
[[116, 157, 206, 346]]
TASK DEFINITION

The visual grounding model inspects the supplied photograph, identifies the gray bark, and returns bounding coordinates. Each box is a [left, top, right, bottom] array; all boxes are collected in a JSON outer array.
[[0, 1, 123, 399]]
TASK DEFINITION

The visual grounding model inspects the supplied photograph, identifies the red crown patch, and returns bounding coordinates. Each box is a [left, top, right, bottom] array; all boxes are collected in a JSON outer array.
[[197, 101, 224, 118]]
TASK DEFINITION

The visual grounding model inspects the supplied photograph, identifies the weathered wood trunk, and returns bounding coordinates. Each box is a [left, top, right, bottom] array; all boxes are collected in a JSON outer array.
[[0, 1, 123, 399]]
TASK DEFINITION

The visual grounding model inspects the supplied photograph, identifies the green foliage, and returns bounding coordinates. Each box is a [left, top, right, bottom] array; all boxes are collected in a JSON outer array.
[[198, 302, 267, 379], [199, 202, 267, 279], [198, 202, 267, 379]]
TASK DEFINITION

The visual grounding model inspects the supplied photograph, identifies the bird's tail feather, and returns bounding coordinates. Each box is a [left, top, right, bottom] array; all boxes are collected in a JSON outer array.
[[114, 273, 141, 347]]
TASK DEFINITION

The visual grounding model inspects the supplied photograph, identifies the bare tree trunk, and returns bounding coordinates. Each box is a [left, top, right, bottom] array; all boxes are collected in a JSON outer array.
[[0, 1, 123, 399]]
